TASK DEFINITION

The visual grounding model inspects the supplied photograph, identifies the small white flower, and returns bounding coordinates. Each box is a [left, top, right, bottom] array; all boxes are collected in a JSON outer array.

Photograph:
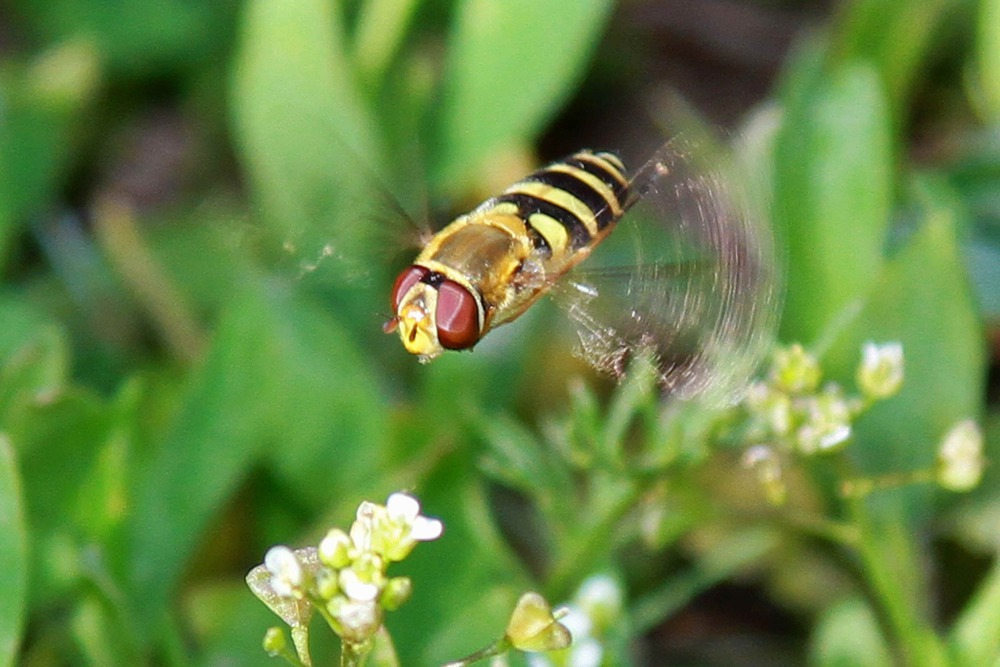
[[857, 341, 904, 400], [937, 420, 985, 492], [745, 382, 793, 437], [796, 386, 852, 454], [339, 566, 381, 602], [387, 492, 444, 541], [568, 637, 603, 667], [798, 422, 852, 453], [371, 492, 444, 561], [264, 546, 305, 599], [329, 596, 382, 644], [350, 501, 380, 552], [574, 574, 623, 634]]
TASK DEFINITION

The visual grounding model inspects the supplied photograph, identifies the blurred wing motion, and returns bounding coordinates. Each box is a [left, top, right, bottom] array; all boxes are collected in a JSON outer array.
[[557, 138, 778, 401], [386, 138, 779, 400]]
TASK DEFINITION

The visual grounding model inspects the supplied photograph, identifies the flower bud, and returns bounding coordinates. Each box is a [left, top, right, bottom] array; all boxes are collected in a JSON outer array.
[[770, 344, 821, 394], [937, 420, 984, 492], [262, 627, 287, 655], [382, 577, 413, 611], [319, 528, 352, 568], [856, 342, 904, 400]]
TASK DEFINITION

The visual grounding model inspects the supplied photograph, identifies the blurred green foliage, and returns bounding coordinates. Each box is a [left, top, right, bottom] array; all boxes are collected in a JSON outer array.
[[0, 0, 999, 665]]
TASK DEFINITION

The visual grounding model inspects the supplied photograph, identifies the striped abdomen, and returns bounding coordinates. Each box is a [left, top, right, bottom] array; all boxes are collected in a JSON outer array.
[[387, 150, 631, 360], [492, 150, 630, 270]]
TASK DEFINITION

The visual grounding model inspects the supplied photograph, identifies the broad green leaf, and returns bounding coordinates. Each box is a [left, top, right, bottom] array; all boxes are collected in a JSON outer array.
[[432, 0, 615, 190], [810, 597, 893, 667], [0, 39, 99, 273], [257, 291, 389, 510], [353, 0, 421, 87], [773, 60, 893, 366], [0, 327, 115, 547], [0, 436, 27, 667], [980, 0, 1000, 120], [129, 280, 388, 628], [835, 0, 964, 118], [231, 0, 384, 275], [13, 0, 232, 76], [185, 583, 281, 667], [849, 176, 985, 479]]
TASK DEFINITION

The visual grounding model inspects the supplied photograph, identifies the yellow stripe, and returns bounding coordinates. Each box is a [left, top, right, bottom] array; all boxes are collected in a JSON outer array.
[[547, 163, 624, 217], [482, 201, 520, 217], [580, 152, 628, 188], [504, 180, 599, 237], [527, 213, 570, 256]]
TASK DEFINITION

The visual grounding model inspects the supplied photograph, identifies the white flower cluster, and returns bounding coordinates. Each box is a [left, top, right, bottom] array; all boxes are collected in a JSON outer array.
[[742, 342, 905, 503], [250, 492, 443, 648]]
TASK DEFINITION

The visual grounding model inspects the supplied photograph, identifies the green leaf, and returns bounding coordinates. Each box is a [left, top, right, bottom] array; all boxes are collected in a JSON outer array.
[[432, 0, 615, 190], [980, 0, 1000, 120], [0, 327, 117, 548], [0, 39, 100, 271], [353, 0, 421, 87], [184, 583, 279, 667], [949, 556, 1000, 665], [810, 597, 893, 667], [14, 0, 232, 76], [0, 436, 27, 667], [849, 176, 985, 479], [773, 60, 893, 363], [128, 281, 388, 628], [231, 0, 384, 274], [834, 0, 964, 118]]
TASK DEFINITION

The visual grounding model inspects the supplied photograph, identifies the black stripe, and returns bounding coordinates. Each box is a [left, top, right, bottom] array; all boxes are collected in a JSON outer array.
[[564, 155, 629, 208], [525, 168, 616, 230], [496, 192, 592, 250]]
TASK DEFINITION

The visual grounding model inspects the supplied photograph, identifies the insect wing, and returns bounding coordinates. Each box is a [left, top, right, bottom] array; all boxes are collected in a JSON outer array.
[[284, 176, 434, 287], [557, 139, 779, 401]]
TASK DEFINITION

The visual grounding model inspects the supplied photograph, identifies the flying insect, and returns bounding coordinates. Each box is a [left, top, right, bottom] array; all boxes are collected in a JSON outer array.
[[383, 140, 777, 399]]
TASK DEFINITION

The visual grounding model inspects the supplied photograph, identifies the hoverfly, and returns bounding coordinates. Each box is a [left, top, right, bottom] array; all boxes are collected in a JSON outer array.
[[383, 139, 778, 400]]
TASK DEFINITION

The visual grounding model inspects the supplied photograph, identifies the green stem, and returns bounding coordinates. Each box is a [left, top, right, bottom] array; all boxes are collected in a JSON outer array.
[[441, 637, 511, 667], [341, 641, 367, 667], [781, 508, 860, 546], [847, 495, 948, 667], [291, 626, 313, 667]]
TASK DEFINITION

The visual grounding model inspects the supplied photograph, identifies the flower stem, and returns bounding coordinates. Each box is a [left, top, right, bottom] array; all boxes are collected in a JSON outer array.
[[341, 641, 367, 667], [441, 637, 511, 667], [847, 495, 948, 667]]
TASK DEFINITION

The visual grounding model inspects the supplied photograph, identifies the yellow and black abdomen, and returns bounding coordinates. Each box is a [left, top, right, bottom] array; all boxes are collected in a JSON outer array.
[[492, 150, 630, 271], [387, 150, 632, 360]]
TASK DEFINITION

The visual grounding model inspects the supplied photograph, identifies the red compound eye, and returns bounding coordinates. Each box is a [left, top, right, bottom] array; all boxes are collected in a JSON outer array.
[[390, 265, 429, 311], [435, 280, 481, 350]]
